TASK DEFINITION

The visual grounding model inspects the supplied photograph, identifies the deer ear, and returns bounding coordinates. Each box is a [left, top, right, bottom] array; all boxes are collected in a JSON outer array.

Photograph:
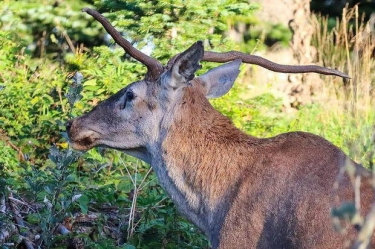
[[198, 59, 242, 99], [162, 41, 204, 89]]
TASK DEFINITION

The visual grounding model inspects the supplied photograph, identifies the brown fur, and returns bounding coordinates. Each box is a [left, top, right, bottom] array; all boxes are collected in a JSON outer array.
[[162, 83, 374, 248]]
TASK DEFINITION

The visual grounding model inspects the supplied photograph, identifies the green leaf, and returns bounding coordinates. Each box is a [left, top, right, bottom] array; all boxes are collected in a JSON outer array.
[[331, 202, 356, 220], [27, 213, 40, 225], [78, 194, 90, 214]]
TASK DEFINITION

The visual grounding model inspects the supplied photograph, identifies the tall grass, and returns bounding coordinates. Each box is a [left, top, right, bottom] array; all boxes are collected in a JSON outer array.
[[312, 5, 374, 113], [307, 5, 375, 166]]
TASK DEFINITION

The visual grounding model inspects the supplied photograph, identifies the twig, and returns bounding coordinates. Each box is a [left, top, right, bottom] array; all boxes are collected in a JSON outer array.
[[137, 167, 153, 191], [0, 224, 16, 242], [21, 238, 35, 249], [0, 194, 6, 213], [0, 194, 12, 242], [352, 202, 375, 249], [8, 196, 30, 207], [8, 193, 35, 249], [63, 31, 75, 54], [126, 161, 140, 240], [2, 243, 15, 247], [0, 132, 25, 161]]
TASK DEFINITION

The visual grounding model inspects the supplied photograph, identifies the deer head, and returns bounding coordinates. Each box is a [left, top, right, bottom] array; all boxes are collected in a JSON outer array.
[[66, 40, 244, 163]]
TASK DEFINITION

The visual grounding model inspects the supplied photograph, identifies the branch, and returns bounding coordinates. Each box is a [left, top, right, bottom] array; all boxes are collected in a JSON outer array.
[[8, 193, 34, 249]]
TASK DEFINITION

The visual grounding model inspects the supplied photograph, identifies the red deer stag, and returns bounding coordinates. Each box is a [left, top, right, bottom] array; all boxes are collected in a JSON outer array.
[[66, 8, 374, 249]]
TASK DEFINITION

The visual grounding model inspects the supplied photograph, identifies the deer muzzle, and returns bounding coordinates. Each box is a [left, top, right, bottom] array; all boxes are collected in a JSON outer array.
[[65, 119, 101, 150]]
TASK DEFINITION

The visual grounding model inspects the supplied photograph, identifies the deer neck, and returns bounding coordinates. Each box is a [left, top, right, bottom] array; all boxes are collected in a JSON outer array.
[[148, 86, 256, 241]]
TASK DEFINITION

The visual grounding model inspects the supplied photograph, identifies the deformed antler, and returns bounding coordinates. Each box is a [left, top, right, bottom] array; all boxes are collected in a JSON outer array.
[[82, 8, 164, 81], [167, 51, 350, 78], [202, 51, 350, 78], [83, 7, 350, 80]]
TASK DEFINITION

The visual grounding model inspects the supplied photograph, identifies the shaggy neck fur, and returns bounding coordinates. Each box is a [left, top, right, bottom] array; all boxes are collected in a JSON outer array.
[[155, 84, 257, 245]]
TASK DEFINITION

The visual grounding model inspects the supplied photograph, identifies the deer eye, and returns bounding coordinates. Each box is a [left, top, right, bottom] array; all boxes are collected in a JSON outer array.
[[120, 91, 135, 110], [126, 91, 135, 101]]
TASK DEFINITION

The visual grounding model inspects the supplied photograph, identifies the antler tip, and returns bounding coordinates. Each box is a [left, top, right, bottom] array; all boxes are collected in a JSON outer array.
[[334, 70, 351, 79], [342, 73, 351, 79]]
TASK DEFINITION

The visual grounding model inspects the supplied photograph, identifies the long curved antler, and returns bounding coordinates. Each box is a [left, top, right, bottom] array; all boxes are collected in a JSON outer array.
[[82, 8, 164, 81], [202, 51, 350, 79], [167, 50, 349, 79]]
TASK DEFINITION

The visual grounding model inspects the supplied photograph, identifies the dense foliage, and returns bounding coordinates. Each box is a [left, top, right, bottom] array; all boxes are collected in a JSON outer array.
[[0, 0, 374, 248]]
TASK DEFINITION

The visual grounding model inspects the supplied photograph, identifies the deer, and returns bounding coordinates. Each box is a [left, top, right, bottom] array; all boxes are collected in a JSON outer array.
[[66, 8, 374, 249]]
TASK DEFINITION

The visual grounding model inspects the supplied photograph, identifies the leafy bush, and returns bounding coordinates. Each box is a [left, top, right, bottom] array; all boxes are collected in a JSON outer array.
[[1, 0, 104, 59], [0, 30, 66, 166]]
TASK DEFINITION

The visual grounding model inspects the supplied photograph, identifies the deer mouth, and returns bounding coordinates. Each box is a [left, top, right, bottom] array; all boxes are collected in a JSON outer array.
[[68, 130, 101, 151]]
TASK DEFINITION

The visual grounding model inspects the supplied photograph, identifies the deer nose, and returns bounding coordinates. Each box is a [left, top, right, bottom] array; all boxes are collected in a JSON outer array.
[[65, 120, 73, 132]]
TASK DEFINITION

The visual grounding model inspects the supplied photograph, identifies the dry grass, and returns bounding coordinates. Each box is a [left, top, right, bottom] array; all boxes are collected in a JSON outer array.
[[312, 5, 375, 119]]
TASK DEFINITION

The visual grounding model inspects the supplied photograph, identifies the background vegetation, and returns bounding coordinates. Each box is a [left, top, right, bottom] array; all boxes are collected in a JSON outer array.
[[0, 0, 374, 248]]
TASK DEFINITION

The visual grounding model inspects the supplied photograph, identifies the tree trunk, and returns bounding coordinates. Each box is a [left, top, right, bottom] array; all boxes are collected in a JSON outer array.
[[236, 0, 321, 109], [288, 0, 321, 107]]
